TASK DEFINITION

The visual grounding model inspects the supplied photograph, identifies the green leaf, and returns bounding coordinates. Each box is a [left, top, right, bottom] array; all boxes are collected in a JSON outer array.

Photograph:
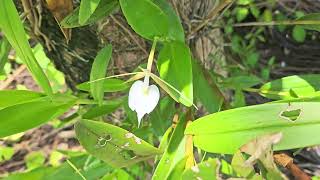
[[90, 44, 112, 105], [0, 0, 52, 95], [157, 41, 193, 106], [79, 0, 102, 25], [83, 99, 123, 119], [75, 119, 162, 168], [153, 0, 185, 42], [25, 151, 46, 171], [236, 7, 249, 22], [0, 146, 14, 163], [4, 155, 112, 180], [101, 169, 134, 180], [0, 36, 11, 74], [192, 60, 223, 113], [181, 158, 219, 180], [0, 94, 76, 138], [167, 157, 188, 179], [119, 0, 169, 40], [77, 78, 129, 93], [149, 96, 175, 136], [231, 151, 254, 178], [259, 74, 320, 100], [61, 0, 118, 28], [263, 9, 273, 22], [185, 102, 320, 154], [222, 75, 261, 90], [152, 114, 187, 180], [292, 25, 306, 42], [0, 90, 44, 109], [297, 13, 320, 32]]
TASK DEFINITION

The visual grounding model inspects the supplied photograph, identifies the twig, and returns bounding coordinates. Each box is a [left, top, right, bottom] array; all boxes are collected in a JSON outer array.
[[274, 153, 311, 180], [0, 65, 27, 90], [110, 15, 148, 55]]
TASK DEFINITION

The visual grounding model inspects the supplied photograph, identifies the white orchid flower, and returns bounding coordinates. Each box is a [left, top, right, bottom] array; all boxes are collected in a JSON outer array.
[[128, 76, 160, 127]]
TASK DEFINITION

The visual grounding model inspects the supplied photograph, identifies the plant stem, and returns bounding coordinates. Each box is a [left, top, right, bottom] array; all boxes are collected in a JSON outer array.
[[233, 20, 320, 27], [147, 37, 158, 72], [144, 37, 158, 85]]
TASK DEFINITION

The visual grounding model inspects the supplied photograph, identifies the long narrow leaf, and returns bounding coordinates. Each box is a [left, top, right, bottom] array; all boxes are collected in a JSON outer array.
[[0, 36, 11, 73], [90, 44, 112, 105], [0, 0, 52, 95]]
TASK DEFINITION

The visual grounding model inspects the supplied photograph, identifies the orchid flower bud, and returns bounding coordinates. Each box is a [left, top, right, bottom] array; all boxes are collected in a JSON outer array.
[[128, 80, 160, 127]]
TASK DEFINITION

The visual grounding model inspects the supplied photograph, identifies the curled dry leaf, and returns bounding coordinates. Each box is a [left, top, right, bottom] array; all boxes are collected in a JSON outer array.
[[45, 0, 73, 42]]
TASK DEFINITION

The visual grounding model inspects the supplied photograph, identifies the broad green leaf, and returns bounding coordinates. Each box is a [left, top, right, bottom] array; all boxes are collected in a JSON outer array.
[[0, 36, 11, 73], [75, 119, 162, 168], [193, 60, 223, 113], [157, 41, 193, 106], [0, 94, 76, 138], [119, 0, 169, 40], [61, 0, 118, 28], [152, 114, 187, 180], [259, 74, 320, 100], [77, 78, 129, 92], [297, 13, 320, 32], [0, 90, 44, 109], [0, 0, 52, 95], [181, 158, 219, 180], [90, 44, 112, 105], [153, 0, 185, 42], [83, 99, 123, 119], [4, 155, 112, 180], [79, 0, 102, 25], [185, 102, 320, 154]]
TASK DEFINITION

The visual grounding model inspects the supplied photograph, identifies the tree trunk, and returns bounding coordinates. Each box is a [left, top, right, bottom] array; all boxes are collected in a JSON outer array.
[[18, 0, 226, 91]]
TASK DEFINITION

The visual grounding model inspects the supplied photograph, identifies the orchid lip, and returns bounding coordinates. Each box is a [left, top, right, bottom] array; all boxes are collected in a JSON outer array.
[[128, 79, 160, 127]]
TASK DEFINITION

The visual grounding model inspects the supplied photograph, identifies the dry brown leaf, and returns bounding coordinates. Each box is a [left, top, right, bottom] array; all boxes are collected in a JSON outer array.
[[45, 0, 73, 42]]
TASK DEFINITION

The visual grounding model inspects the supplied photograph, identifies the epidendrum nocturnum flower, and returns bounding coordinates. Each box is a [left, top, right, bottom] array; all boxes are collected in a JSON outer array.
[[128, 76, 160, 127]]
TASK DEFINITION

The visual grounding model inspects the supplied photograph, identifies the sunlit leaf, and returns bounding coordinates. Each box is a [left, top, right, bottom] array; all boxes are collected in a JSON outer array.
[[0, 36, 11, 74], [259, 74, 320, 100], [153, 0, 185, 42], [0, 94, 76, 138], [152, 114, 187, 180], [0, 0, 52, 95], [157, 41, 193, 107], [119, 0, 169, 40], [75, 119, 162, 168], [0, 90, 45, 109], [185, 102, 320, 154], [79, 0, 102, 25], [182, 158, 219, 180]]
